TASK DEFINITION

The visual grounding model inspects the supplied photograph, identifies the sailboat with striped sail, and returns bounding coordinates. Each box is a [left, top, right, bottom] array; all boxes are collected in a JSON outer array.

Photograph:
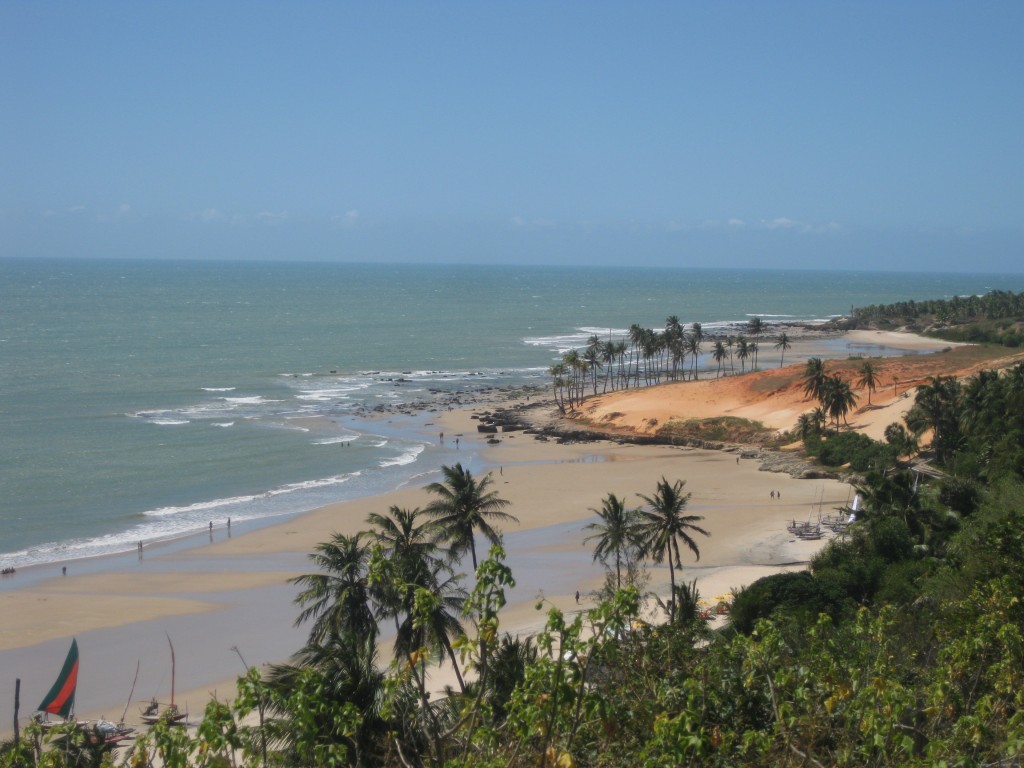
[[37, 638, 79, 720]]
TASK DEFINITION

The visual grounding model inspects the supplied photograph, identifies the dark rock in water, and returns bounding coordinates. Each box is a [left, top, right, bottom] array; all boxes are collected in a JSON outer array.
[[477, 424, 498, 433], [501, 425, 524, 432]]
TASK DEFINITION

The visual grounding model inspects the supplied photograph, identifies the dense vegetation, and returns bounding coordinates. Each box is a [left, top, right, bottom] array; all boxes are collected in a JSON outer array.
[[6, 358, 1024, 765], [852, 289, 1024, 347]]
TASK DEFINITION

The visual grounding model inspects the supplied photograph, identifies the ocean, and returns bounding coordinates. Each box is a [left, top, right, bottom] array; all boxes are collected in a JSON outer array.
[[3, 258, 1022, 570]]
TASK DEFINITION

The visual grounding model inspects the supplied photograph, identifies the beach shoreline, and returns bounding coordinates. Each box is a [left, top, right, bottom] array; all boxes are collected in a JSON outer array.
[[0, 329, 987, 738]]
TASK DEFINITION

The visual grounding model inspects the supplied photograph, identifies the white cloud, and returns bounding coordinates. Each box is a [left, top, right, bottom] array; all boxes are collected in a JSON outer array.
[[95, 203, 132, 222], [759, 217, 841, 234], [331, 209, 360, 227], [198, 208, 225, 222], [256, 211, 289, 223], [666, 216, 840, 234]]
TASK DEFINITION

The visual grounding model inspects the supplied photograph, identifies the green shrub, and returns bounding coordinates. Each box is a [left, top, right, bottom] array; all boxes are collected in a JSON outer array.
[[729, 572, 843, 634], [811, 430, 898, 471]]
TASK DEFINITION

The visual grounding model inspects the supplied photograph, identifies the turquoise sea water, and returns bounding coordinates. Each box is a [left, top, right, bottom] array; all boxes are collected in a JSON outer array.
[[3, 258, 1022, 569]]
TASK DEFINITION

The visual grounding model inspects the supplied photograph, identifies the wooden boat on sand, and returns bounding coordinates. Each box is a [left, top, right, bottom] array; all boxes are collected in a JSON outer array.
[[140, 636, 187, 726]]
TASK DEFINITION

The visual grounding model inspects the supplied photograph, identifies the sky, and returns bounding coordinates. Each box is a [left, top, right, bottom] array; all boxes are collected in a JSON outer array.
[[1, 1, 1022, 271]]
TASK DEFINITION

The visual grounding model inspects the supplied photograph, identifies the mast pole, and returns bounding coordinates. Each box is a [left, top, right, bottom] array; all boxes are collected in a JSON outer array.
[[13, 678, 19, 745], [166, 634, 176, 707], [120, 661, 140, 726]]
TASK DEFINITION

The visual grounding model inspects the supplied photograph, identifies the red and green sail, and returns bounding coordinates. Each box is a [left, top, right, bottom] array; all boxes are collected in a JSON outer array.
[[38, 639, 78, 718]]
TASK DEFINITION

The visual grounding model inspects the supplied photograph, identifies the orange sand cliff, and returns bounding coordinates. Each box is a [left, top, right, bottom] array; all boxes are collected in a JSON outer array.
[[568, 340, 1024, 443]]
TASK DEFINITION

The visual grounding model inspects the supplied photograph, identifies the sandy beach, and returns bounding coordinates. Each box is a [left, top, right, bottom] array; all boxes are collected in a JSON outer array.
[[2, 328, 1010, 738]]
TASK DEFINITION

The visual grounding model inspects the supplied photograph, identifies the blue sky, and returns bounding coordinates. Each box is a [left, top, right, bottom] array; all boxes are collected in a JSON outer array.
[[2, 2, 1021, 271]]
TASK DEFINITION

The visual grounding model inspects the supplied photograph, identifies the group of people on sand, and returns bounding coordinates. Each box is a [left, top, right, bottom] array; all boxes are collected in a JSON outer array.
[[770, 490, 782, 500]]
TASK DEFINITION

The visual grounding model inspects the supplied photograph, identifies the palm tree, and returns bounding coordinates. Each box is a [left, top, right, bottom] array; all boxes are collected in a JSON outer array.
[[485, 634, 538, 724], [665, 316, 684, 380], [690, 322, 704, 380], [562, 350, 585, 409], [811, 406, 828, 433], [712, 340, 727, 378], [774, 332, 792, 367], [747, 317, 764, 367], [736, 336, 750, 373], [884, 422, 918, 457], [796, 412, 818, 442], [367, 505, 446, 582], [686, 333, 701, 380], [628, 324, 646, 387], [821, 374, 859, 429], [265, 633, 390, 767], [600, 336, 617, 393], [549, 362, 568, 413], [396, 569, 468, 694], [635, 477, 709, 623], [856, 360, 880, 405], [802, 357, 827, 402], [368, 505, 468, 692], [291, 532, 377, 648], [640, 329, 662, 385], [906, 375, 963, 465], [853, 469, 925, 537], [584, 335, 603, 396], [726, 335, 736, 374], [583, 493, 642, 589], [664, 331, 683, 382], [424, 463, 517, 571]]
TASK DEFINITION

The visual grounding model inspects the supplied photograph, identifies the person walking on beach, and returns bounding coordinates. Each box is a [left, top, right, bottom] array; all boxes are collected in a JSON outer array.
[[575, 590, 580, 605]]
